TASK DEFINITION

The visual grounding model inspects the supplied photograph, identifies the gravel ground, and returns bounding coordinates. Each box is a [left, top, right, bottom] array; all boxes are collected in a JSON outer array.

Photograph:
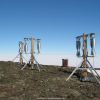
[[0, 61, 100, 100]]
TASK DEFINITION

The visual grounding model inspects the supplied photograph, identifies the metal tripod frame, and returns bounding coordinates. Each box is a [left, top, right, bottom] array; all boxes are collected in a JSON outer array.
[[21, 55, 45, 72], [12, 53, 27, 64], [66, 59, 100, 84]]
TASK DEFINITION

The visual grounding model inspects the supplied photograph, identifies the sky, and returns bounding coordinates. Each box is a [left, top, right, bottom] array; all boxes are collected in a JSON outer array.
[[0, 0, 100, 67]]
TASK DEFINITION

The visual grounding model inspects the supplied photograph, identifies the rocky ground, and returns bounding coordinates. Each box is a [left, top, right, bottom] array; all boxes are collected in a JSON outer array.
[[0, 61, 100, 100]]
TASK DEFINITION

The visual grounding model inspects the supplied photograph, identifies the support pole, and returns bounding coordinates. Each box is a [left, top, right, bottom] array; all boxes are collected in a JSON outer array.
[[31, 37, 34, 66], [20, 52, 23, 65], [19, 41, 24, 65], [82, 33, 88, 68]]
